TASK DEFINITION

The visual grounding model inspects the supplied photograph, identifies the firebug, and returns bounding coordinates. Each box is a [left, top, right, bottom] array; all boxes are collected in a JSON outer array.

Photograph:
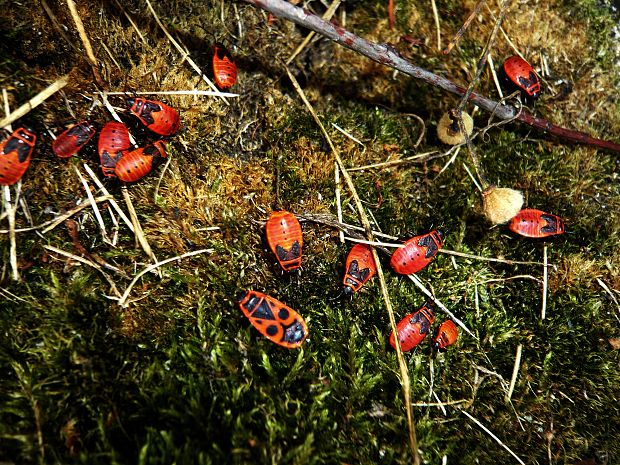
[[236, 290, 308, 348], [265, 210, 303, 272], [389, 301, 436, 352], [0, 127, 36, 186], [52, 121, 96, 158], [508, 208, 565, 238], [127, 98, 180, 136], [390, 229, 445, 275]]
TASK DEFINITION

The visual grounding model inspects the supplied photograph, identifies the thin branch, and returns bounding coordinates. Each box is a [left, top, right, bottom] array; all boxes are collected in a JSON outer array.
[[241, 0, 620, 153]]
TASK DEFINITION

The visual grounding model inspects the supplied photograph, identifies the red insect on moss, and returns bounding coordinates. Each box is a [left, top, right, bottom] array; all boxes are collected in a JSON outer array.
[[237, 290, 308, 348], [98, 121, 131, 177], [341, 243, 376, 296], [0, 127, 36, 186], [509, 208, 565, 238], [127, 98, 180, 136], [502, 55, 541, 99], [389, 301, 436, 352], [115, 141, 167, 183], [265, 210, 303, 272], [212, 43, 237, 90], [432, 320, 458, 351], [390, 229, 445, 275], [52, 121, 96, 158]]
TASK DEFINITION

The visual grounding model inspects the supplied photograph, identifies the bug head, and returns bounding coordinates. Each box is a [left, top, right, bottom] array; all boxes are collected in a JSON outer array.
[[235, 290, 249, 304]]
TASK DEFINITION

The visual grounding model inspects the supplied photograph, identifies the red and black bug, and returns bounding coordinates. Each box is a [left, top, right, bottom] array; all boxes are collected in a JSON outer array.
[[237, 290, 308, 348], [127, 98, 180, 136], [265, 210, 303, 272], [390, 229, 445, 275], [508, 208, 565, 238], [432, 319, 458, 351], [52, 121, 96, 158], [0, 127, 36, 186], [115, 141, 167, 182], [98, 121, 131, 177], [502, 55, 541, 99], [341, 243, 377, 296], [212, 42, 237, 90], [389, 301, 436, 352]]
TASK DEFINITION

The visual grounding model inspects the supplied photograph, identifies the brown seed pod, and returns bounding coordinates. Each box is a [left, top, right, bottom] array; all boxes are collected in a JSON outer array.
[[482, 185, 524, 224], [437, 110, 473, 145]]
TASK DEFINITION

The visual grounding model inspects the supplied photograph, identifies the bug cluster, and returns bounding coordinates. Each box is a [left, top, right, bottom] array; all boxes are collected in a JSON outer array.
[[236, 210, 459, 352], [1, 43, 238, 186], [62, 97, 179, 182], [237, 201, 566, 352]]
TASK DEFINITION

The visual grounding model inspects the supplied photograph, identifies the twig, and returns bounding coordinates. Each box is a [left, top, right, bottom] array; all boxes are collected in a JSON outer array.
[[116, 249, 213, 307], [461, 410, 525, 465], [242, 0, 620, 153], [505, 344, 522, 402], [388, 0, 395, 29], [286, 68, 420, 464], [66, 0, 105, 87], [0, 75, 69, 129]]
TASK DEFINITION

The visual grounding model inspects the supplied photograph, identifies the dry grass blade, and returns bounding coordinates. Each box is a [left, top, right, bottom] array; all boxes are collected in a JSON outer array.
[[430, 0, 441, 51], [116, 249, 214, 307], [505, 344, 523, 402], [103, 90, 239, 97], [120, 186, 159, 272], [408, 274, 476, 339], [73, 166, 110, 244], [3, 185, 19, 281], [542, 245, 548, 320], [286, 0, 341, 64], [285, 67, 420, 465], [595, 278, 620, 323], [43, 244, 121, 298], [66, 0, 105, 87], [82, 164, 135, 233], [331, 123, 365, 149], [443, 0, 486, 54], [112, 0, 148, 45], [334, 162, 344, 243], [461, 410, 526, 465], [0, 195, 113, 234], [0, 75, 69, 129], [347, 151, 439, 171], [144, 0, 228, 103]]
